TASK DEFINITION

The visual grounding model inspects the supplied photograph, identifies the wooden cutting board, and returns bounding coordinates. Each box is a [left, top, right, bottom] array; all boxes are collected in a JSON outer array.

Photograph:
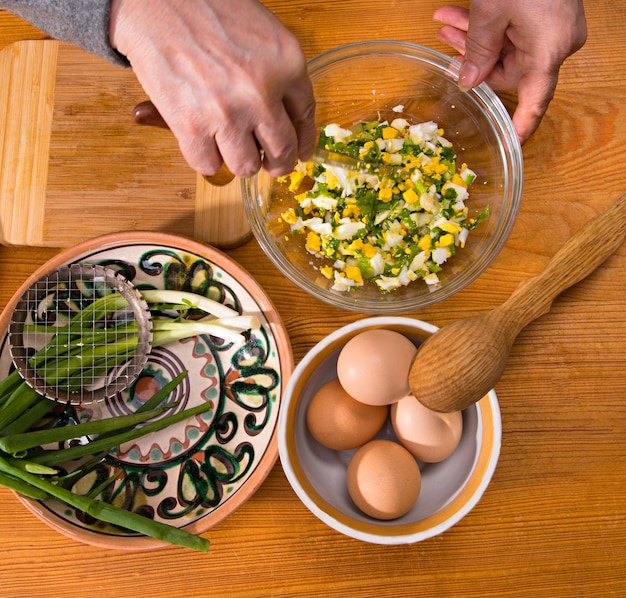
[[0, 40, 251, 248]]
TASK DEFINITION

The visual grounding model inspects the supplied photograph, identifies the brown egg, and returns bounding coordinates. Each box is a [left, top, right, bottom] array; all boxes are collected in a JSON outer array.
[[391, 394, 463, 463], [346, 439, 421, 520], [336, 329, 418, 406], [306, 379, 388, 450]]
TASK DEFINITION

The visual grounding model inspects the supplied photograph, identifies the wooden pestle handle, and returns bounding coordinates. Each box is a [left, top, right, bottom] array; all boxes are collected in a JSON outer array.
[[131, 101, 236, 187], [132, 100, 170, 129], [495, 190, 626, 334], [408, 190, 626, 413]]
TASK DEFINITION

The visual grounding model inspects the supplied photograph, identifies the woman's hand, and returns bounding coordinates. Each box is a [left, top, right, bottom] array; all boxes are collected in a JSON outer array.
[[434, 0, 587, 143], [110, 0, 317, 177]]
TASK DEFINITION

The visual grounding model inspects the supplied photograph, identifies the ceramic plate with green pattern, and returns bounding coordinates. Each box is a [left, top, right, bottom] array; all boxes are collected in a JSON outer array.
[[0, 232, 293, 550]]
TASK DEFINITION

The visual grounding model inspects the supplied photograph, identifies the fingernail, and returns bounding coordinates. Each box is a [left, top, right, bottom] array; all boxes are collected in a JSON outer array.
[[459, 61, 480, 92]]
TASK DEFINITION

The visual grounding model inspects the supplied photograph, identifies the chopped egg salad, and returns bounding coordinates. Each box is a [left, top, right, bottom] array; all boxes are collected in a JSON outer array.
[[279, 119, 488, 293]]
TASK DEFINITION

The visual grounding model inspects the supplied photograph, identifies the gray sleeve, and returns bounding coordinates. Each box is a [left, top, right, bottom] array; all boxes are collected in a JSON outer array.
[[0, 0, 129, 66]]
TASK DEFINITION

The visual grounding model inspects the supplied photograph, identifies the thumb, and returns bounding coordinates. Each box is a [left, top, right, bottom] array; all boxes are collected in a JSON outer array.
[[511, 69, 558, 143], [459, 13, 510, 91]]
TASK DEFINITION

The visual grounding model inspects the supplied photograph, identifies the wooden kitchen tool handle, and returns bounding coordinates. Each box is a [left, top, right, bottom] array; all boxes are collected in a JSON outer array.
[[132, 100, 169, 129], [132, 101, 236, 187], [408, 190, 626, 413], [499, 190, 626, 330]]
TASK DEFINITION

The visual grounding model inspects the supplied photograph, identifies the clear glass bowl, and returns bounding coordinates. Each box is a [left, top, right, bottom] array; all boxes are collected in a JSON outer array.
[[242, 41, 523, 313]]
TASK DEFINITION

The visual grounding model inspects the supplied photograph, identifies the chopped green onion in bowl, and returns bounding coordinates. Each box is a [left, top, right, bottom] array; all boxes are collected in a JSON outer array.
[[279, 119, 488, 294]]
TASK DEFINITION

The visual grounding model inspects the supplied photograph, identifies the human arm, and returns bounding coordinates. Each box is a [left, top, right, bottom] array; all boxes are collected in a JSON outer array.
[[0, 0, 317, 178], [109, 0, 317, 178], [0, 0, 127, 65], [433, 0, 587, 143]]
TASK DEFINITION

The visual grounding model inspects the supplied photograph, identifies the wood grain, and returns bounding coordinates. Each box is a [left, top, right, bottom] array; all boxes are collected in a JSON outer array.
[[0, 40, 57, 245], [1, 2, 626, 597], [0, 39, 250, 249], [194, 173, 252, 249]]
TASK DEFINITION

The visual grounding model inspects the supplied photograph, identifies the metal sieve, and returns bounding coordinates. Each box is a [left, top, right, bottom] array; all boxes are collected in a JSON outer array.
[[7, 264, 153, 405]]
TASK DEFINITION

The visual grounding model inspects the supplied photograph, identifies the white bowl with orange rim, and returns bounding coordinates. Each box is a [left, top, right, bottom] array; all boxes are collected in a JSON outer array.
[[278, 316, 501, 544]]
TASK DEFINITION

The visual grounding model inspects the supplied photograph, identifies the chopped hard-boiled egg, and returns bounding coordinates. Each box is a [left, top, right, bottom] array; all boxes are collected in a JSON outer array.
[[279, 118, 488, 293]]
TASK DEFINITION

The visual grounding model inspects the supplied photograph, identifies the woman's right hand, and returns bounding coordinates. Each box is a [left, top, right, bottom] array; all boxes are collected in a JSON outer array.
[[110, 0, 317, 178]]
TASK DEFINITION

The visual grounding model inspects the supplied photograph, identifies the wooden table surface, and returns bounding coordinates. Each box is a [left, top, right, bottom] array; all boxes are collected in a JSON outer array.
[[1, 2, 625, 597]]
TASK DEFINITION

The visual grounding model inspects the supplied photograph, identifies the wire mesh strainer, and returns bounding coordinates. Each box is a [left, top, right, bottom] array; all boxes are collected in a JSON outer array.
[[8, 264, 153, 404]]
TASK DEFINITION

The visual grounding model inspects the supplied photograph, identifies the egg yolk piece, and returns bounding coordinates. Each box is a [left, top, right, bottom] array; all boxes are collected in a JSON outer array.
[[391, 394, 463, 463], [336, 329, 418, 406], [347, 439, 421, 520], [306, 379, 389, 450]]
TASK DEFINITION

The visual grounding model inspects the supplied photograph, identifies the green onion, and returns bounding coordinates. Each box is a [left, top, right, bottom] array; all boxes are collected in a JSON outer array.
[[0, 455, 209, 552], [86, 469, 124, 500], [3, 455, 57, 476], [36, 337, 139, 386], [152, 318, 252, 346], [0, 370, 24, 403], [133, 370, 187, 412], [50, 452, 108, 488], [27, 321, 140, 366], [0, 384, 41, 432], [23, 291, 142, 391], [31, 398, 212, 467], [0, 470, 50, 500], [0, 402, 176, 454], [65, 293, 131, 332], [91, 371, 188, 444], [141, 289, 239, 319], [47, 373, 188, 488], [0, 397, 55, 436], [0, 287, 263, 552], [21, 288, 257, 393]]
